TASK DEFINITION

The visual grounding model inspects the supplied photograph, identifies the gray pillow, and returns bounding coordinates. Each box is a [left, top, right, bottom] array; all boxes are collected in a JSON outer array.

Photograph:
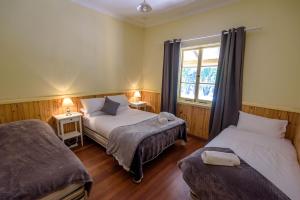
[[100, 97, 120, 115]]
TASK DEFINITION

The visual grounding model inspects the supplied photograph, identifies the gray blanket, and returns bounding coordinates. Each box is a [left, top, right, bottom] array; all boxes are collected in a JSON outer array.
[[0, 120, 92, 200], [178, 147, 290, 200], [107, 116, 185, 171]]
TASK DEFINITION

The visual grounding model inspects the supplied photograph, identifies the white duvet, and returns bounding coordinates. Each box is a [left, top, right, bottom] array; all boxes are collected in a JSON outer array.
[[206, 126, 300, 200], [83, 107, 157, 138]]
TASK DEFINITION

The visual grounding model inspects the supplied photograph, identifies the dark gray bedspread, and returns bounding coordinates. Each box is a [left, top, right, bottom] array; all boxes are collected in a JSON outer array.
[[178, 147, 290, 200], [0, 119, 92, 200], [130, 122, 187, 181], [107, 116, 186, 171]]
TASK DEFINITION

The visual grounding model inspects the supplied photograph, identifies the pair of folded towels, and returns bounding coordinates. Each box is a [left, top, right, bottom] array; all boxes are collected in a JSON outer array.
[[158, 112, 176, 124], [201, 150, 240, 166]]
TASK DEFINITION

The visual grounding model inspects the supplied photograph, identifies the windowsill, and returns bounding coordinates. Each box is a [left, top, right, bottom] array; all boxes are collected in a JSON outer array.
[[177, 100, 212, 108]]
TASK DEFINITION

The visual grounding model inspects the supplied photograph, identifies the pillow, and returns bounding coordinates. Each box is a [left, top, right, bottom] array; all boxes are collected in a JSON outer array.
[[80, 108, 104, 117], [107, 95, 129, 107], [80, 98, 105, 114], [100, 97, 120, 115], [237, 111, 288, 138]]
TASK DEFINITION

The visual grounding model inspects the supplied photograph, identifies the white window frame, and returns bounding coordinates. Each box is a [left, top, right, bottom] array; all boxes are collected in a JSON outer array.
[[178, 43, 220, 104]]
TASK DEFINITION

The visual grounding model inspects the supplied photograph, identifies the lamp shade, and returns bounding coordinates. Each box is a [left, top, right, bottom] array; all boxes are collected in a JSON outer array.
[[62, 98, 74, 107], [133, 90, 141, 98]]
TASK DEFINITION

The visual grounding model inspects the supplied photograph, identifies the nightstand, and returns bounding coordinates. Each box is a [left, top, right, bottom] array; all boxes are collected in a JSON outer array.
[[130, 101, 147, 111], [53, 112, 83, 148]]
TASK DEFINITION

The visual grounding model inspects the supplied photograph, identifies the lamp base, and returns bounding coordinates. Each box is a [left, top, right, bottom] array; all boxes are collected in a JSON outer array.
[[66, 107, 72, 116]]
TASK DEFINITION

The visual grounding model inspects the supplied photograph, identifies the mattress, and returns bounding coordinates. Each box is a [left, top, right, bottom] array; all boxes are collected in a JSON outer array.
[[83, 107, 156, 138], [206, 126, 300, 200]]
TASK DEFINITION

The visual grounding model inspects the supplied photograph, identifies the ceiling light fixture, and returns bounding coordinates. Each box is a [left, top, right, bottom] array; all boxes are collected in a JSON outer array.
[[137, 0, 152, 13]]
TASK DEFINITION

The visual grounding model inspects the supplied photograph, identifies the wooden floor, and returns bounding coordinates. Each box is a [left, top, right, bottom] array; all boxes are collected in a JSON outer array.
[[73, 136, 205, 200]]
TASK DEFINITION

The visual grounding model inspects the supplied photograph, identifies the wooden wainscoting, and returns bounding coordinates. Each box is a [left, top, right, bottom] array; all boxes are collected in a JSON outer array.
[[140, 91, 300, 141], [177, 103, 211, 139], [141, 90, 161, 113], [1, 90, 299, 141], [0, 92, 133, 132]]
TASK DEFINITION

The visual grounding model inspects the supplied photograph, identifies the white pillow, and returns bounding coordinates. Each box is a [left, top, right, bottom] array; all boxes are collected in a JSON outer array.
[[237, 111, 288, 138], [107, 95, 129, 107], [80, 108, 104, 117], [80, 98, 105, 114]]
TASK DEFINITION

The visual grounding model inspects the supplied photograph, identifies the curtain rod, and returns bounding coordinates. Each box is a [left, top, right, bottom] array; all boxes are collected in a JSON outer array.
[[170, 26, 262, 43]]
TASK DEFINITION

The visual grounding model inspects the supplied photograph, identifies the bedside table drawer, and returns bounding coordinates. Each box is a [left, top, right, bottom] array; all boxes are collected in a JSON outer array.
[[61, 117, 80, 124]]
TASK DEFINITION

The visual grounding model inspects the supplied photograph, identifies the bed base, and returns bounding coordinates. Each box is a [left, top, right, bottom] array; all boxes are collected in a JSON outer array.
[[190, 190, 200, 200], [83, 126, 108, 148], [41, 184, 87, 200]]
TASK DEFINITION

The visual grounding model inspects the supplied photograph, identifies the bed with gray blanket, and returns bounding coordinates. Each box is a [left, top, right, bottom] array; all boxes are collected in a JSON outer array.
[[83, 109, 187, 182], [0, 119, 92, 200], [178, 123, 300, 200], [107, 116, 187, 182], [178, 147, 290, 200]]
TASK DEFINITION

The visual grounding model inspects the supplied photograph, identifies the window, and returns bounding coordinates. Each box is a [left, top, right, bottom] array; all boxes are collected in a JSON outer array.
[[178, 45, 220, 103]]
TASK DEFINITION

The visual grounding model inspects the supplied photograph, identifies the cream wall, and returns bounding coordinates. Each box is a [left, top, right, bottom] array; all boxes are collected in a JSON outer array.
[[1, 0, 299, 112], [0, 0, 144, 103], [142, 0, 300, 112]]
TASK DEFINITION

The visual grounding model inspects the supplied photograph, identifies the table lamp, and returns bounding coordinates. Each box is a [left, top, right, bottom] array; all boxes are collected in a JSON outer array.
[[62, 97, 74, 116], [133, 90, 141, 103]]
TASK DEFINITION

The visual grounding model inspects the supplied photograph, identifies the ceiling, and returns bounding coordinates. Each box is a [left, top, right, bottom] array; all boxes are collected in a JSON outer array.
[[72, 0, 238, 27]]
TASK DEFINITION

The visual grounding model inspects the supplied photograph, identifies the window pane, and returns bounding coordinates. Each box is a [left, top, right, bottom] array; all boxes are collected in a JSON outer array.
[[201, 47, 220, 66], [183, 50, 199, 67], [181, 67, 197, 83], [198, 84, 215, 101], [200, 67, 217, 84], [180, 83, 195, 99]]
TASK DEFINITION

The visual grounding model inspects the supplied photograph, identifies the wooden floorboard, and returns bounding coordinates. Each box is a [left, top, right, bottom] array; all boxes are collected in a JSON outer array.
[[73, 136, 205, 200]]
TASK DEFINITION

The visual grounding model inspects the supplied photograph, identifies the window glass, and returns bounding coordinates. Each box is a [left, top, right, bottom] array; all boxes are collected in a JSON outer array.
[[181, 68, 197, 83], [199, 67, 217, 84], [180, 83, 195, 99], [179, 45, 219, 103], [201, 47, 220, 66], [198, 84, 215, 101], [182, 50, 199, 67]]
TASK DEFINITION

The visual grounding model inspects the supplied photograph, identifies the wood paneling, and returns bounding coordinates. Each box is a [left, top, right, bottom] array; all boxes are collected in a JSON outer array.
[[177, 103, 211, 139], [140, 91, 300, 141], [141, 90, 161, 113], [0, 92, 132, 132], [1, 90, 299, 141]]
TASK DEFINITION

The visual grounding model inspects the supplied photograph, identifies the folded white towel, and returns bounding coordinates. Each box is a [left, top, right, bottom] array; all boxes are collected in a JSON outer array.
[[201, 151, 240, 166], [159, 112, 176, 121], [158, 117, 168, 124]]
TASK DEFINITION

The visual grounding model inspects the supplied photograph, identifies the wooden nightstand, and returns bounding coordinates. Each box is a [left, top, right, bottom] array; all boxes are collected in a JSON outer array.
[[53, 112, 83, 148], [130, 101, 147, 111]]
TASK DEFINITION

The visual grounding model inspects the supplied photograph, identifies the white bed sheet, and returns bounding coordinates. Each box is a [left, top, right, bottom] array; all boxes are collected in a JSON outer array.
[[83, 107, 157, 139], [206, 126, 300, 200]]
